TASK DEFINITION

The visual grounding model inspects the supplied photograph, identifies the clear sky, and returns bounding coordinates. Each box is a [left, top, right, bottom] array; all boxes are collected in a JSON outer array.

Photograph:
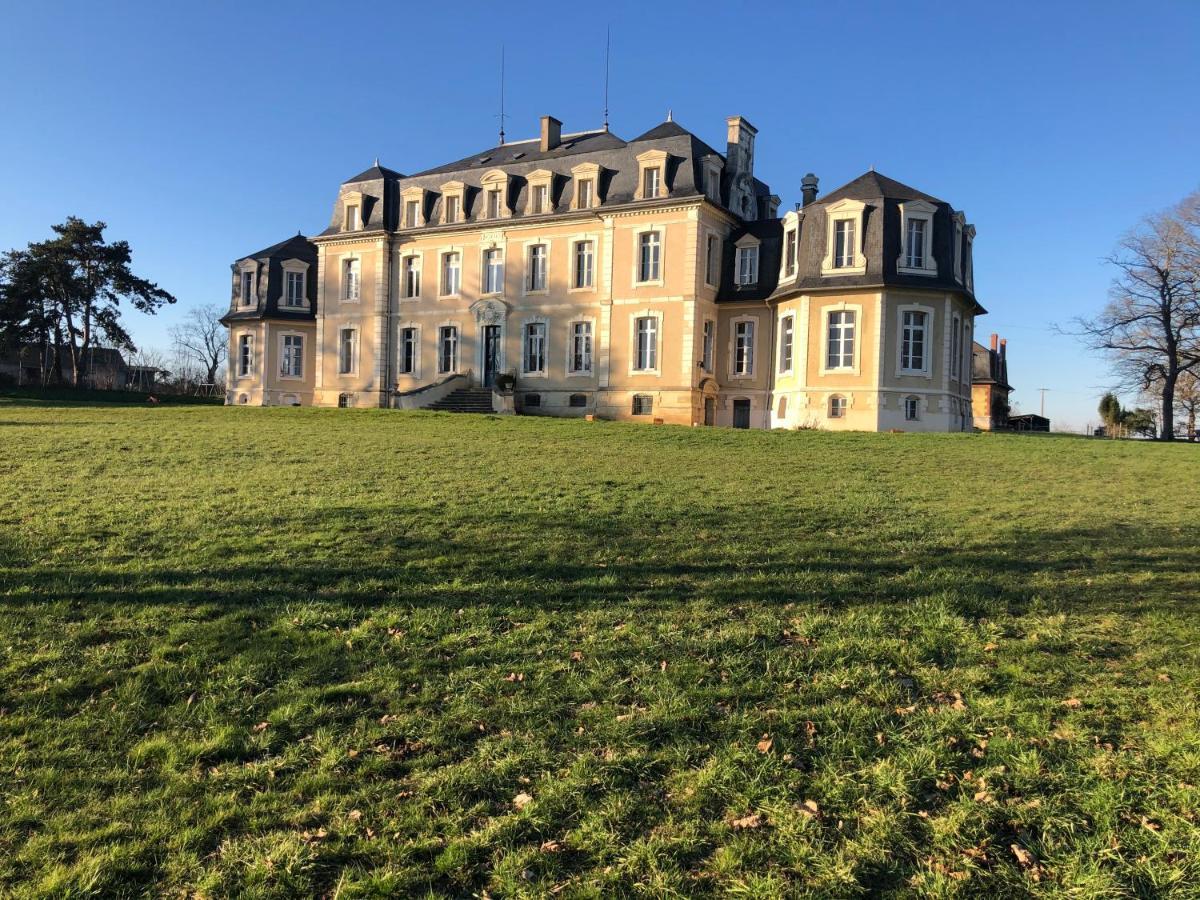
[[1, 0, 1197, 430]]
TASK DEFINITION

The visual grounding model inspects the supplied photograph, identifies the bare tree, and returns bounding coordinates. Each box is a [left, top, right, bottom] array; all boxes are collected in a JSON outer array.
[[1170, 369, 1199, 440], [170, 304, 226, 388], [1074, 191, 1200, 440]]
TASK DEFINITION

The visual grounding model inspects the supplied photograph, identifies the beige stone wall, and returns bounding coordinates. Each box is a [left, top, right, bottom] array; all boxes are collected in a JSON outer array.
[[226, 320, 317, 407]]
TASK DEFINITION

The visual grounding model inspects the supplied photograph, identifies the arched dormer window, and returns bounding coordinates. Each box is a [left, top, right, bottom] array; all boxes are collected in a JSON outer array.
[[480, 169, 512, 220], [821, 200, 867, 276], [525, 170, 554, 216], [635, 149, 669, 200], [734, 234, 760, 286], [897, 200, 938, 276]]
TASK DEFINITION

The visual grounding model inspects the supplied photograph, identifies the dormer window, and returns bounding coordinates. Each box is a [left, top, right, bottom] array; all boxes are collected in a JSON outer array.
[[345, 204, 360, 231], [896, 200, 937, 276], [524, 170, 554, 217], [735, 244, 759, 286], [440, 181, 466, 224], [821, 199, 867, 276], [635, 149, 669, 201], [401, 187, 427, 228], [531, 184, 548, 214], [479, 170, 511, 220], [704, 166, 721, 203], [784, 227, 798, 277], [486, 189, 502, 219], [281, 260, 309, 309], [570, 162, 602, 210], [577, 178, 594, 209], [964, 224, 976, 291], [239, 269, 255, 307], [953, 211, 965, 283], [445, 196, 460, 224], [643, 167, 661, 199]]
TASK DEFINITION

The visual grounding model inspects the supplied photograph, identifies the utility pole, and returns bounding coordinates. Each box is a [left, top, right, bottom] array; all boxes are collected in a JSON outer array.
[[1038, 387, 1049, 417]]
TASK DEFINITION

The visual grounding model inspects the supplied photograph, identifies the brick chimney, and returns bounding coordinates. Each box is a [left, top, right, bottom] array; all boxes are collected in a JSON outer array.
[[801, 173, 819, 207], [990, 333, 999, 352], [999, 338, 1007, 361], [726, 115, 758, 218], [540, 116, 562, 152]]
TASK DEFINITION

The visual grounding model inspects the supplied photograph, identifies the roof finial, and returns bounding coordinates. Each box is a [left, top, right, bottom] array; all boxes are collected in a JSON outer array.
[[666, 108, 673, 122], [869, 163, 874, 172], [498, 45, 507, 145], [374, 156, 379, 167], [602, 25, 611, 132]]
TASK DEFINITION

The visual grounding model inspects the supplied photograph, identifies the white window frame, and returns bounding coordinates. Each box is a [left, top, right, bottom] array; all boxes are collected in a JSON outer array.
[[401, 187, 426, 228], [439, 249, 462, 298], [344, 204, 360, 232], [437, 323, 460, 374], [950, 312, 962, 381], [571, 238, 595, 291], [630, 311, 662, 375], [342, 256, 361, 302], [238, 262, 257, 308], [521, 318, 548, 377], [820, 304, 862, 375], [702, 319, 715, 373], [401, 253, 422, 299], [703, 160, 723, 203], [337, 327, 357, 376], [635, 149, 668, 200], [280, 259, 309, 309], [735, 240, 759, 286], [821, 199, 867, 276], [278, 331, 305, 380], [570, 162, 602, 210], [398, 324, 420, 378], [778, 314, 794, 374], [904, 395, 921, 421], [729, 316, 756, 379], [952, 211, 965, 283], [783, 226, 798, 278], [567, 319, 595, 375], [704, 232, 721, 288], [237, 332, 254, 378], [440, 181, 465, 225], [482, 247, 505, 295], [525, 242, 549, 294], [964, 225, 976, 292], [828, 394, 848, 419], [896, 200, 938, 276], [634, 227, 664, 286], [895, 303, 935, 378]]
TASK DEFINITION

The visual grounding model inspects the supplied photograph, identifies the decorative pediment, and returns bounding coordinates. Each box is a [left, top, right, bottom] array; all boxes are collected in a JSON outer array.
[[470, 298, 509, 325]]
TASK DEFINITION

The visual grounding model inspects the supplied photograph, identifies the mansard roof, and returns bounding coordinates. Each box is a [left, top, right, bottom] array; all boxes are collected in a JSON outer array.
[[410, 129, 627, 177], [717, 218, 783, 303], [342, 162, 404, 184], [819, 170, 943, 205], [241, 233, 317, 262], [222, 234, 318, 325]]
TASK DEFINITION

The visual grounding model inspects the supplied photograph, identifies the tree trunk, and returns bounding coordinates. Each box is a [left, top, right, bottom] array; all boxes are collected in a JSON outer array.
[[1160, 371, 1177, 440]]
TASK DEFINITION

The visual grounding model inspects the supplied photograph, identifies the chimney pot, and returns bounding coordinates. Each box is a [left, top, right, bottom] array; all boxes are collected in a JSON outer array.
[[999, 338, 1007, 359], [990, 333, 999, 352], [540, 116, 562, 153], [801, 173, 819, 207]]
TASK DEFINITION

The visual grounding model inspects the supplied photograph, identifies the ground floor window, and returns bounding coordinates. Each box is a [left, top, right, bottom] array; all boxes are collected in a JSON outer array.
[[399, 327, 417, 375], [632, 394, 653, 416], [280, 334, 303, 378], [829, 395, 847, 418], [905, 395, 920, 421], [569, 393, 587, 407], [439, 326, 458, 374], [524, 393, 541, 408], [338, 393, 351, 408]]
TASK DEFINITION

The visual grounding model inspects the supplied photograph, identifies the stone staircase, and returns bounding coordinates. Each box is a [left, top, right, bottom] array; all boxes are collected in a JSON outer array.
[[425, 387, 495, 414]]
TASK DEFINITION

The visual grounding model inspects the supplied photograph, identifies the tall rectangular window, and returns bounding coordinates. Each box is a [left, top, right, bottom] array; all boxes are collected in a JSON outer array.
[[487, 189, 502, 219], [638, 232, 661, 283], [523, 322, 547, 374], [826, 310, 856, 369], [241, 270, 255, 306], [702, 320, 714, 372], [635, 316, 658, 371], [785, 229, 798, 276], [573, 240, 594, 289], [736, 246, 759, 285], [441, 252, 461, 296], [338, 328, 355, 375], [906, 218, 926, 268], [438, 326, 458, 374], [577, 179, 594, 209], [834, 219, 856, 268], [643, 167, 661, 198], [444, 196, 460, 224], [527, 244, 547, 292], [901, 310, 927, 372], [403, 256, 420, 298], [343, 258, 360, 301], [950, 314, 962, 380], [281, 334, 303, 378], [405, 199, 420, 228], [399, 327, 417, 375], [484, 249, 504, 294], [345, 205, 360, 231], [570, 321, 593, 374], [238, 334, 253, 376], [531, 184, 548, 214], [285, 271, 305, 307], [705, 169, 720, 202], [706, 234, 720, 286], [779, 315, 794, 372], [734, 320, 755, 376]]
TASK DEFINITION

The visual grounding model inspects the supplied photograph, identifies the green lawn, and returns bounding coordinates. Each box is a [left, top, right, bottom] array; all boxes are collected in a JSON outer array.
[[2, 402, 1199, 898]]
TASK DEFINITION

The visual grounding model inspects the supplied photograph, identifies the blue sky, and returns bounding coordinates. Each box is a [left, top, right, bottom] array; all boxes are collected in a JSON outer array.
[[1, 0, 1197, 430]]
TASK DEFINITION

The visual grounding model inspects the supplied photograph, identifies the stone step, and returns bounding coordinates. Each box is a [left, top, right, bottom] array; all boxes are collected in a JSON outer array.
[[425, 387, 495, 413]]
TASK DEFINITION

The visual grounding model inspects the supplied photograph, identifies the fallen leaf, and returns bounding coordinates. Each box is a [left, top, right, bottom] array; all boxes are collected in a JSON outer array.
[[348, 809, 362, 822], [731, 813, 763, 829], [505, 672, 525, 682], [799, 799, 819, 818], [540, 840, 563, 853], [1010, 843, 1034, 867], [756, 736, 773, 754], [347, 749, 359, 759], [1063, 698, 1082, 708], [513, 792, 533, 809], [570, 651, 584, 662], [1157, 673, 1171, 682], [984, 642, 998, 652], [1141, 816, 1161, 832], [252, 721, 270, 733]]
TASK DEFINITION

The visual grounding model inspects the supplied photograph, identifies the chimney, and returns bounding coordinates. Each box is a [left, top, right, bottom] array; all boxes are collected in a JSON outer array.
[[726, 115, 757, 178], [540, 116, 562, 152], [801, 173, 819, 207], [999, 338, 1007, 361], [990, 333, 999, 352]]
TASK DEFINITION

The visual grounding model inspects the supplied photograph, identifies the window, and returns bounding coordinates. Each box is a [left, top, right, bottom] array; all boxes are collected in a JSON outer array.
[[486, 189, 502, 219], [338, 328, 355, 375], [702, 320, 714, 372], [634, 316, 658, 371], [343, 258, 360, 301], [779, 315, 794, 372], [829, 395, 847, 418], [284, 270, 305, 307], [280, 334, 303, 378], [705, 234, 721, 287], [523, 322, 547, 374], [403, 256, 421, 298], [438, 326, 458, 374], [569, 393, 587, 408], [905, 396, 920, 421], [643, 167, 661, 199], [573, 240, 594, 289], [570, 321, 593, 373], [238, 334, 253, 376], [338, 393, 351, 408], [577, 179, 594, 209], [784, 228, 798, 276], [632, 394, 653, 416], [905, 218, 926, 268], [405, 199, 421, 228], [736, 246, 759, 285], [951, 314, 962, 380], [484, 249, 504, 294], [834, 219, 856, 268], [241, 270, 255, 306], [399, 327, 417, 375], [705, 168, 720, 202], [530, 184, 548, 215], [524, 393, 541, 408], [444, 195, 460, 224], [637, 231, 661, 283], [527, 244, 547, 292], [901, 310, 928, 372], [345, 205, 360, 231], [826, 310, 856, 369], [734, 320, 755, 376], [441, 252, 461, 296]]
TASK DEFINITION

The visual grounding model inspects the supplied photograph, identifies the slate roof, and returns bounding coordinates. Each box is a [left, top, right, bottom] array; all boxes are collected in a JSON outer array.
[[717, 218, 784, 303], [343, 163, 404, 184], [222, 234, 319, 325], [819, 170, 943, 205]]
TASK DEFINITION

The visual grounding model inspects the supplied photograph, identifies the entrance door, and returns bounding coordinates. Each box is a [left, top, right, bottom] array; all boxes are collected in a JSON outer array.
[[482, 325, 501, 387], [733, 398, 751, 429], [704, 396, 715, 426]]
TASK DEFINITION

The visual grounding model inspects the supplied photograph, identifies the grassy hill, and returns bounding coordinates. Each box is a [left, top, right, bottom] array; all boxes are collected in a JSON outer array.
[[2, 401, 1198, 897]]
